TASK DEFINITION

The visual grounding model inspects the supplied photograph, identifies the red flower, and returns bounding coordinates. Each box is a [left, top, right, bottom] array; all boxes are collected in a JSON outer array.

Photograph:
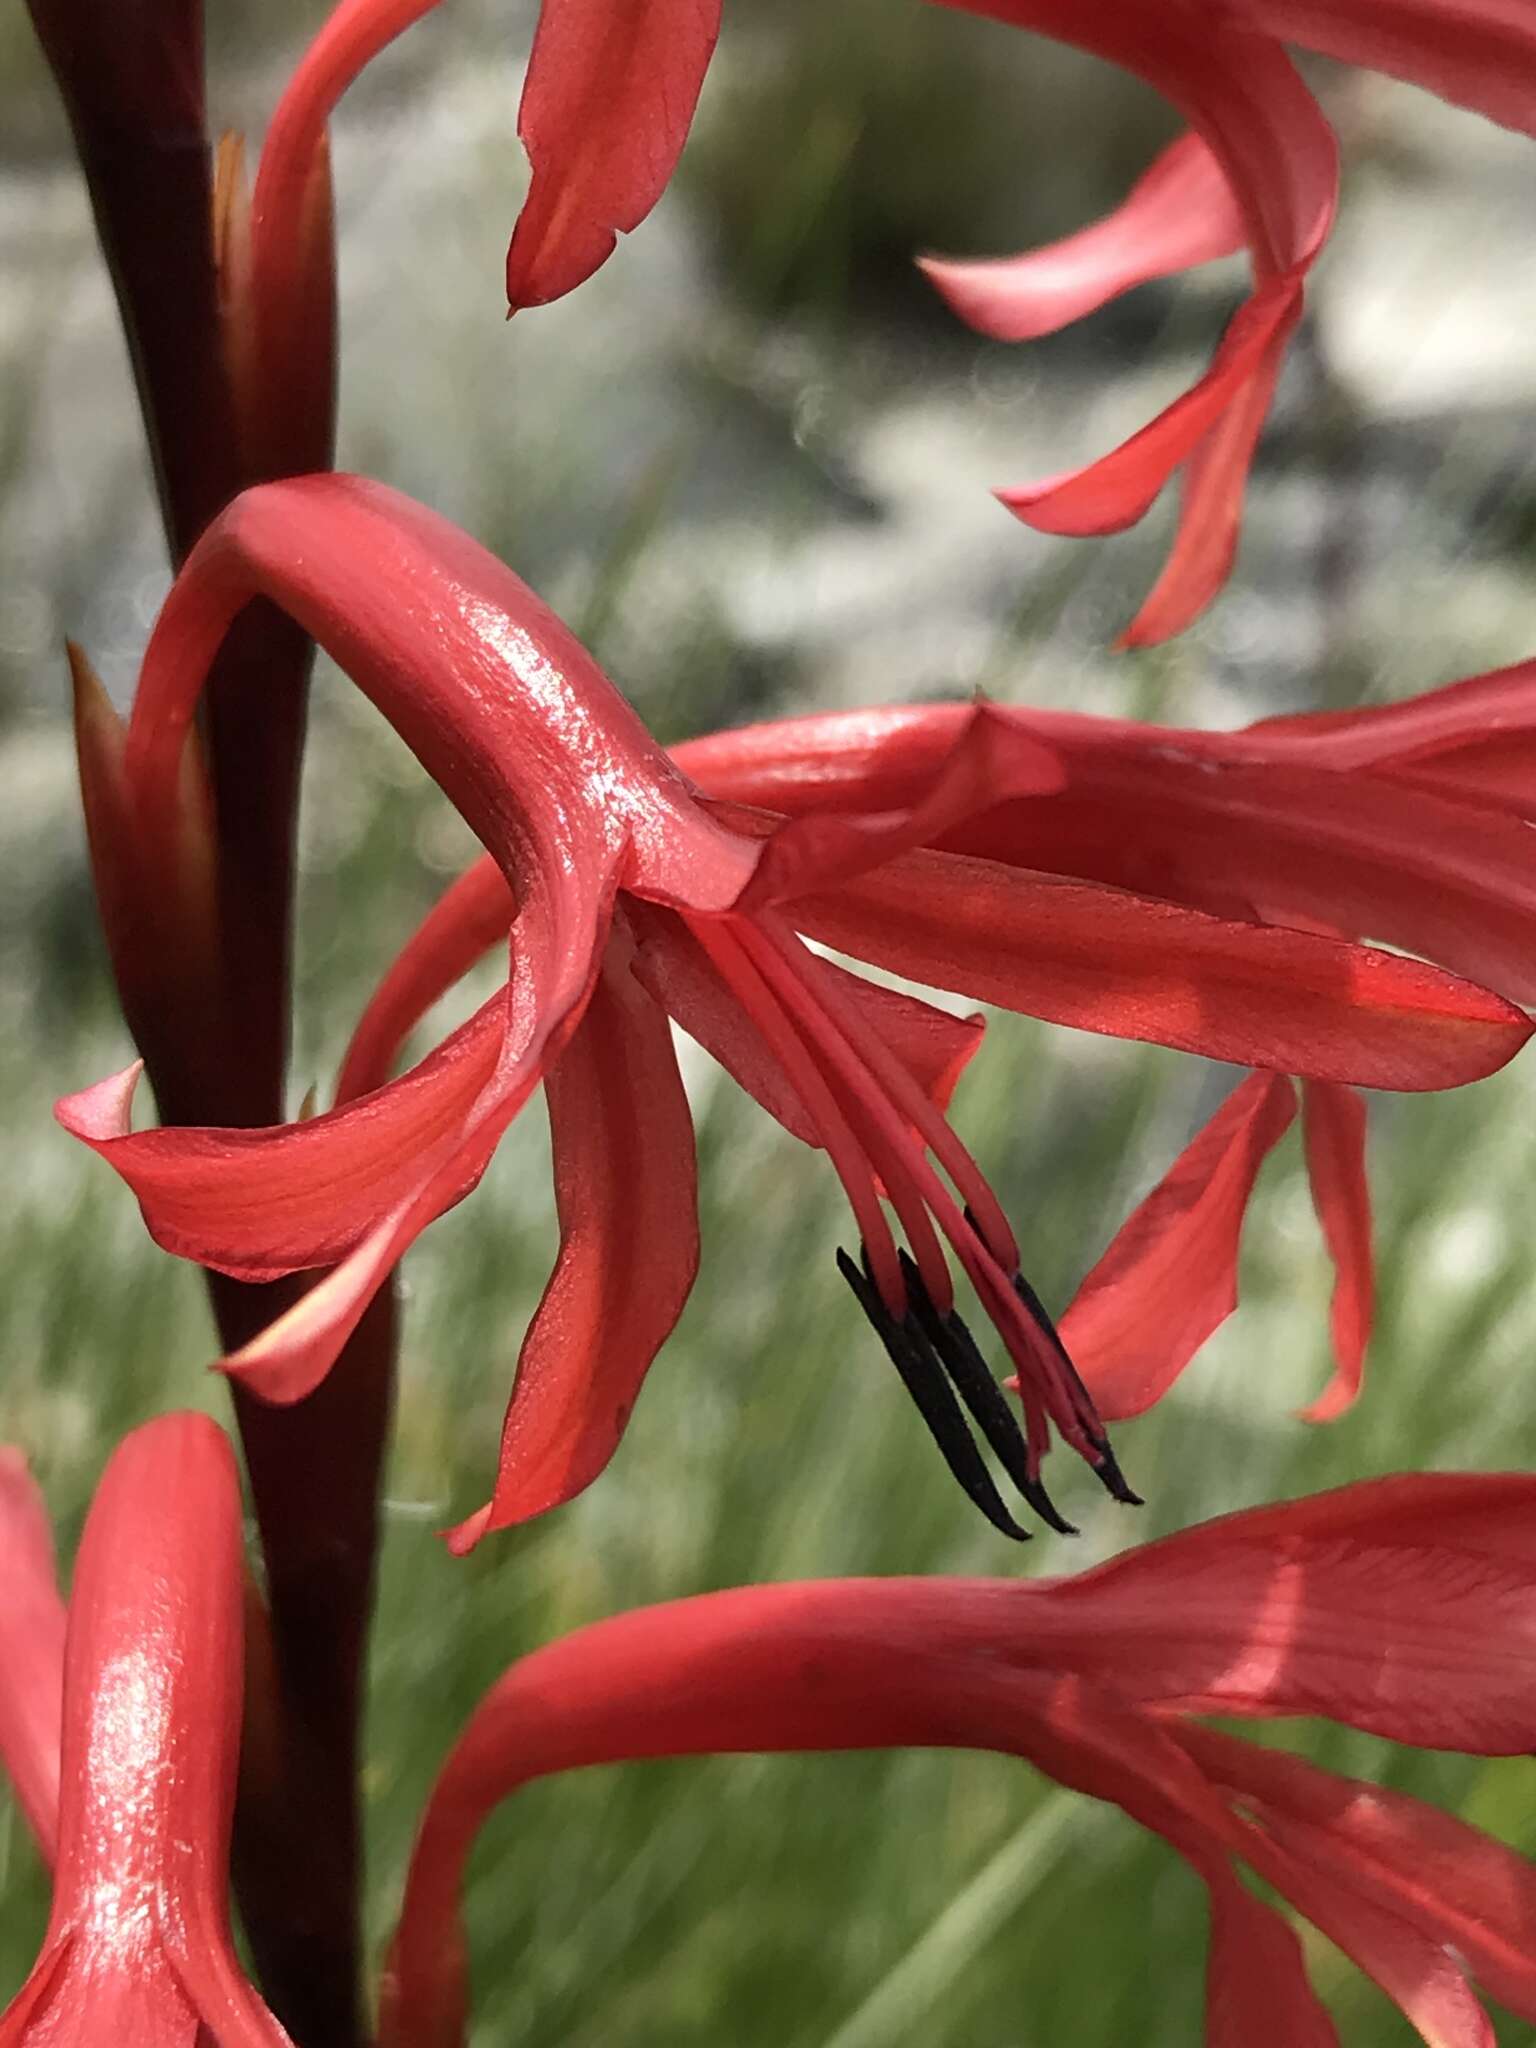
[[0, 1417, 292, 2048], [677, 672, 1536, 1419], [55, 480, 1527, 1546], [480, 0, 1536, 640], [379, 1471, 1536, 2048]]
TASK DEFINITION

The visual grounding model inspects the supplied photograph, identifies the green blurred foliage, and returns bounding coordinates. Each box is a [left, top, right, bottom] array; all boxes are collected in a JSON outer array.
[[4, 1, 1536, 2044]]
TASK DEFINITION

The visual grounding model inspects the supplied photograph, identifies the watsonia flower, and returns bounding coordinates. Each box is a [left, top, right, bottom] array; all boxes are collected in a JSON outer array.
[[677, 669, 1536, 1420], [57, 479, 1527, 1546], [378, 1471, 1536, 2048], [0, 1416, 292, 2048], [485, 0, 1536, 640]]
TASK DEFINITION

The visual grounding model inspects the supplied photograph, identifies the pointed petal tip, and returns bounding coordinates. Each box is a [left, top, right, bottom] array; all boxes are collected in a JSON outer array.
[[54, 1061, 145, 1143], [441, 1503, 492, 1558]]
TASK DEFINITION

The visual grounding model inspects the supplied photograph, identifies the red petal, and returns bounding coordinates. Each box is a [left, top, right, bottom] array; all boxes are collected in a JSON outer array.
[[446, 928, 698, 1547], [1183, 1727, 1536, 2025], [920, 130, 1244, 341], [1228, 0, 1536, 138], [0, 1451, 65, 1865], [733, 700, 1062, 910], [788, 847, 1531, 1088], [56, 996, 507, 1280], [505, 0, 721, 310], [675, 701, 973, 815], [1, 1418, 294, 2047], [1297, 1080, 1372, 1422], [221, 919, 607, 1405], [1023, 1472, 1536, 1751], [1118, 291, 1300, 645], [998, 277, 1302, 538], [1056, 1073, 1297, 1419], [1242, 1814, 1494, 2048], [936, 1, 1335, 277], [1196, 1720, 1536, 2023]]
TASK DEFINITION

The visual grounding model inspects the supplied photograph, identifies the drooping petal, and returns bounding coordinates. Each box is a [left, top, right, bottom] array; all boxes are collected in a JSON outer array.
[[56, 997, 506, 1280], [1297, 1080, 1373, 1422], [786, 846, 1531, 1088], [505, 0, 721, 311], [928, 0, 1337, 637], [919, 130, 1244, 342], [1181, 1724, 1536, 2024], [0, 1451, 65, 1865], [1018, 1472, 1536, 1751], [1232, 1808, 1496, 2048], [997, 275, 1302, 539], [0, 1416, 293, 2048], [219, 861, 619, 1406], [1117, 291, 1299, 646], [1056, 1073, 1296, 1419], [935, 1, 1336, 279], [1226, 0, 1536, 138], [446, 924, 698, 1549]]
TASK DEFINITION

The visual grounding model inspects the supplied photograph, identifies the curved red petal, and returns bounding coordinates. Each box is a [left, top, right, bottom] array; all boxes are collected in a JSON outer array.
[[1183, 1727, 1536, 2024], [1297, 1080, 1373, 1422], [920, 130, 1244, 342], [56, 997, 507, 1281], [1118, 292, 1300, 645], [505, 0, 721, 310], [1027, 1472, 1536, 1750], [998, 277, 1302, 538], [1057, 1072, 1297, 1420], [1228, 0, 1536, 138], [0, 1451, 65, 1866], [788, 848, 1531, 1088], [125, 475, 755, 918], [447, 932, 697, 1547]]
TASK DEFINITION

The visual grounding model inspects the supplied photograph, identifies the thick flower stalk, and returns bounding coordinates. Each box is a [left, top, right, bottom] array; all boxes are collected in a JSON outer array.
[[0, 1415, 293, 2048], [380, 1472, 1536, 2048], [56, 479, 1528, 1550]]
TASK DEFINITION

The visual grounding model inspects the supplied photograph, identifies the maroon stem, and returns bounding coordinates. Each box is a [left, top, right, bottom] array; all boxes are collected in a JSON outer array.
[[28, 5, 386, 2042]]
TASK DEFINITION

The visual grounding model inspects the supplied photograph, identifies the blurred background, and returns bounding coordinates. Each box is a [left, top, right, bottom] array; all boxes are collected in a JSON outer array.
[[4, 2, 1536, 2040]]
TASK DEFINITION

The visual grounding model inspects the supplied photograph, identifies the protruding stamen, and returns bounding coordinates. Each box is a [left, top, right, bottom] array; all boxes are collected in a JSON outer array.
[[836, 1247, 1030, 1543], [899, 1252, 1078, 1537]]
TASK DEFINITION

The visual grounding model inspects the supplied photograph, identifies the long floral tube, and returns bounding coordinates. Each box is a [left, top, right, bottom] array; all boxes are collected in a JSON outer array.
[[380, 1472, 1536, 2048], [673, 685, 1536, 1003], [0, 1415, 293, 2047]]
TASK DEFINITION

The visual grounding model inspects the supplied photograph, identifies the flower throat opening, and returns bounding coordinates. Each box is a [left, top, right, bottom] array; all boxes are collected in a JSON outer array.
[[687, 908, 1140, 1538]]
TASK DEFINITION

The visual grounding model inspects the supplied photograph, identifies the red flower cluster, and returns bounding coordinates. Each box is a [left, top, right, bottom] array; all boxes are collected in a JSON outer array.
[[53, 480, 1533, 1545], [8, 1421, 1536, 2047], [9, 0, 1536, 2041]]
